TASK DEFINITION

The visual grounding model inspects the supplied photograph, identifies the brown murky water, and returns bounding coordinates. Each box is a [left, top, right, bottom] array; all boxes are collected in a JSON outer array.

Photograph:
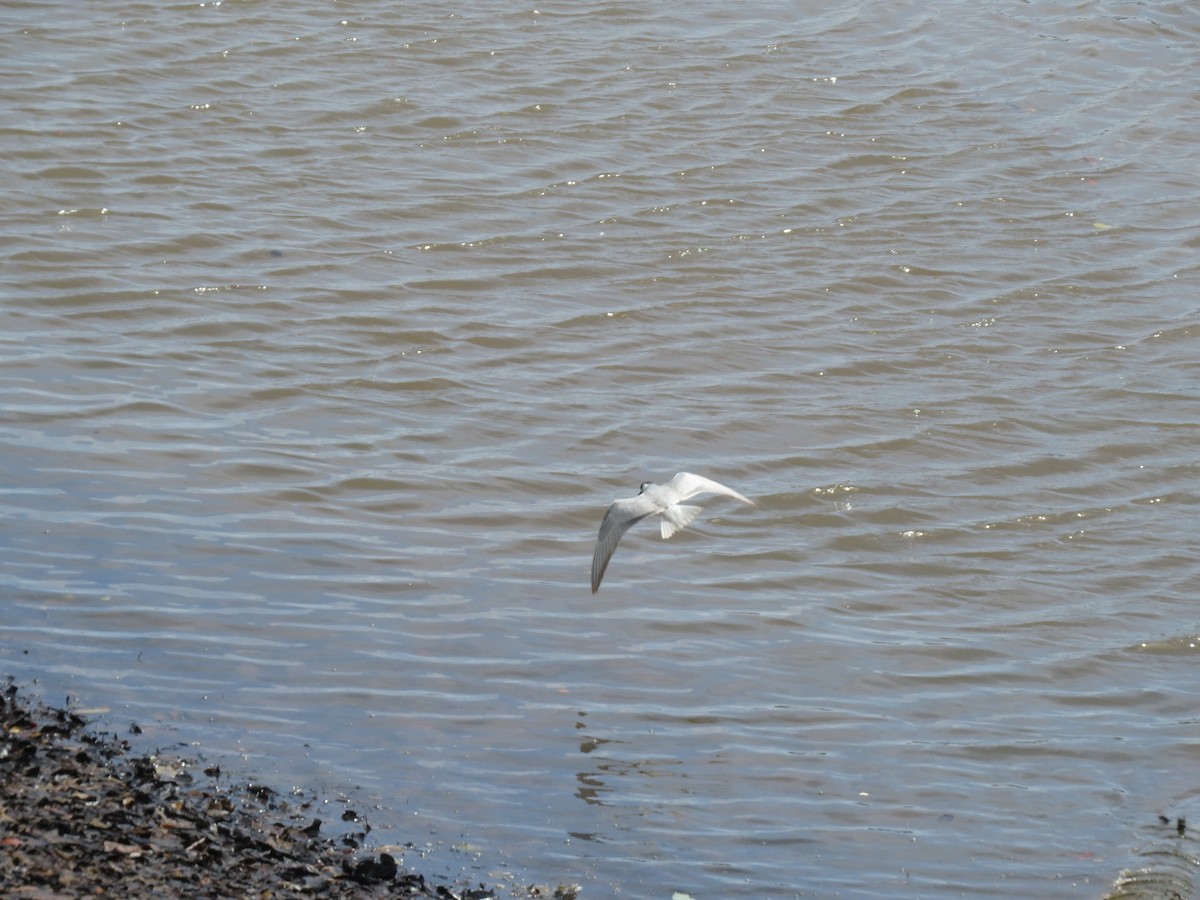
[[3, 2, 1198, 895]]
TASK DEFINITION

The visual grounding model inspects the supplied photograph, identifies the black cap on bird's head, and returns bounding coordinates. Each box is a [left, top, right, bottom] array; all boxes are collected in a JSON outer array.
[[639, 481, 653, 493]]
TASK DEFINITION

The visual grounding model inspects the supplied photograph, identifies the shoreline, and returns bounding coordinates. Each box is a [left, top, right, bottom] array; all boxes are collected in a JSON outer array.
[[0, 677, 575, 899], [11, 672, 1188, 899]]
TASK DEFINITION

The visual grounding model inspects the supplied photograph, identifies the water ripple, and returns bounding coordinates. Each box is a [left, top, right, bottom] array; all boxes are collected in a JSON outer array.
[[2, 1, 1199, 896]]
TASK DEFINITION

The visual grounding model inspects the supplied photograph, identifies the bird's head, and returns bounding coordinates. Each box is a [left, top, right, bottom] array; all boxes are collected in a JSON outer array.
[[638, 481, 653, 493]]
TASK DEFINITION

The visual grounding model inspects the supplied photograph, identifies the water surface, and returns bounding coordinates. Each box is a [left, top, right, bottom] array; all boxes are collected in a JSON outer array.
[[2, 2, 1199, 896]]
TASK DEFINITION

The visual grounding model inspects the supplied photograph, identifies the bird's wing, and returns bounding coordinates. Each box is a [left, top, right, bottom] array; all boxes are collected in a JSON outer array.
[[591, 495, 657, 593], [664, 472, 756, 506], [659, 503, 702, 539]]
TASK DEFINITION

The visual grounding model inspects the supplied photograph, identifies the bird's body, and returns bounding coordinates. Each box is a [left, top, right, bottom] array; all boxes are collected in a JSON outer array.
[[591, 472, 755, 592]]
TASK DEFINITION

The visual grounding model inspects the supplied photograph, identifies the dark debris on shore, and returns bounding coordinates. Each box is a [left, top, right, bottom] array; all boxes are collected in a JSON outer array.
[[0, 679, 578, 899]]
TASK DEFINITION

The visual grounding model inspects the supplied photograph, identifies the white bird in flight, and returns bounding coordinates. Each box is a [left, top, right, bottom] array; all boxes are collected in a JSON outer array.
[[591, 472, 756, 593]]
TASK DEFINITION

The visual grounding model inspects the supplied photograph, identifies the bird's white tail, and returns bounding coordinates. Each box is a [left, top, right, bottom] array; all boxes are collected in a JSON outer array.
[[660, 504, 702, 539]]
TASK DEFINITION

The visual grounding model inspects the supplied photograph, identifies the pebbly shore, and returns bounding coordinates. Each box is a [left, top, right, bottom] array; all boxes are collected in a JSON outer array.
[[0, 678, 576, 899]]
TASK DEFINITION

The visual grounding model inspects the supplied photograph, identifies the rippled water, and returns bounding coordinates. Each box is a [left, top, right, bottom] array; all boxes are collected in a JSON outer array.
[[3, 1, 1199, 896]]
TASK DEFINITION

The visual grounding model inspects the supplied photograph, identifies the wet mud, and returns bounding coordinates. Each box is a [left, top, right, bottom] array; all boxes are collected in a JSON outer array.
[[0, 679, 575, 899]]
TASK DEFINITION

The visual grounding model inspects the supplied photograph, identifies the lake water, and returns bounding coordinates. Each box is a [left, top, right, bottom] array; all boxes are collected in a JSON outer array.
[[3, 1, 1199, 896]]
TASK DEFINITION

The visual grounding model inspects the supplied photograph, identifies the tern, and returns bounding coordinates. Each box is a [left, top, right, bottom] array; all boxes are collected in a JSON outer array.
[[591, 472, 756, 593]]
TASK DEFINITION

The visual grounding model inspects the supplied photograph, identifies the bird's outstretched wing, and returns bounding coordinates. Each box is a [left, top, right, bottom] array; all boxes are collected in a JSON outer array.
[[591, 495, 657, 593], [664, 472, 757, 507]]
